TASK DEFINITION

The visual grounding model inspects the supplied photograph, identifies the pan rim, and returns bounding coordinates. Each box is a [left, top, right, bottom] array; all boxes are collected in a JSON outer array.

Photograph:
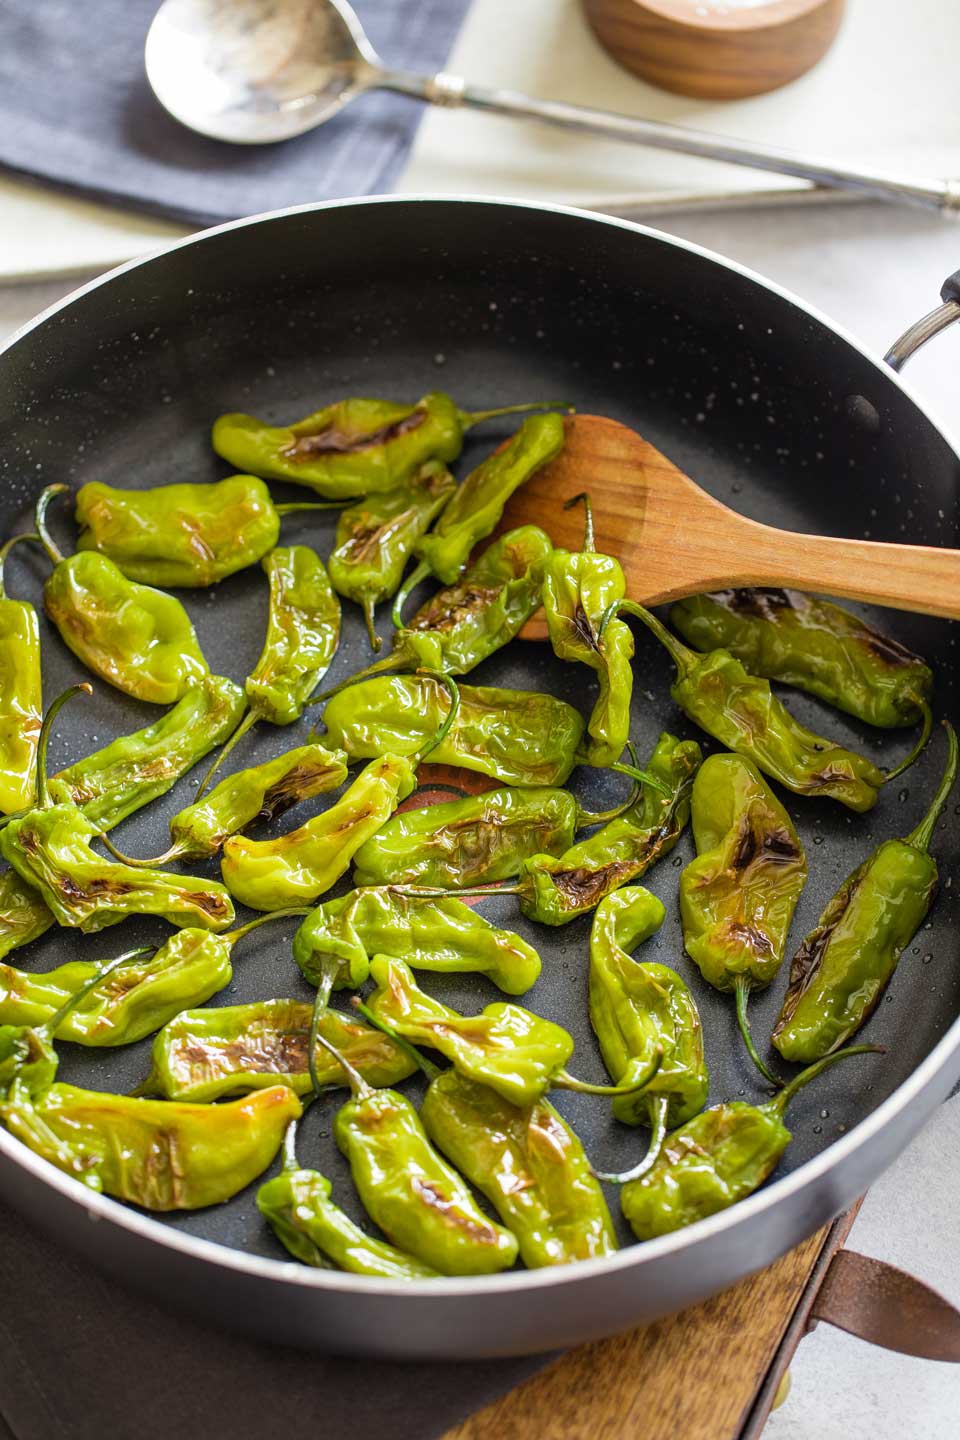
[[0, 192, 957, 1299]]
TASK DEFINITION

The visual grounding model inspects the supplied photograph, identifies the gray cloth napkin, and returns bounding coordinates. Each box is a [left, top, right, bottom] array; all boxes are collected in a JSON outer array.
[[0, 0, 471, 227]]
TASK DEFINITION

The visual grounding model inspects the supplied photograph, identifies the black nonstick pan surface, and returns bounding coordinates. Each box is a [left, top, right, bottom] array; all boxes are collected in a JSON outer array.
[[0, 198, 957, 1357]]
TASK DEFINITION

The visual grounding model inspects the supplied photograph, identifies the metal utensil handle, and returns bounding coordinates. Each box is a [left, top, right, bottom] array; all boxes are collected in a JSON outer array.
[[380, 68, 960, 215], [885, 269, 960, 370]]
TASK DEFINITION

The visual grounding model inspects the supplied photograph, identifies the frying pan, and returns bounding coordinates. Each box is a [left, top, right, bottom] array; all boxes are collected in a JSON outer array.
[[0, 197, 957, 1359]]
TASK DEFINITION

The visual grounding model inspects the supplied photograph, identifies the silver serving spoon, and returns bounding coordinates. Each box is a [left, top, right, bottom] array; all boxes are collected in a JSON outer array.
[[146, 0, 960, 213]]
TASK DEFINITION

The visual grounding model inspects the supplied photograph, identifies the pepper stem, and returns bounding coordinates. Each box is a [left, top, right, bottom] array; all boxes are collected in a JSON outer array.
[[904, 720, 957, 852], [413, 672, 461, 763], [33, 484, 70, 566], [351, 996, 443, 1081], [883, 698, 934, 783], [576, 770, 643, 827], [609, 759, 670, 798], [362, 598, 381, 653], [603, 598, 695, 677], [734, 975, 783, 1088], [97, 833, 186, 868], [391, 559, 430, 630], [0, 532, 41, 600], [765, 1043, 885, 1119], [563, 491, 594, 552], [36, 683, 93, 808], [459, 400, 572, 429], [555, 1047, 663, 1097], [192, 706, 257, 801], [227, 906, 313, 946], [43, 945, 154, 1036], [274, 501, 345, 515], [391, 882, 520, 902], [308, 996, 371, 1102], [306, 645, 408, 707], [591, 1093, 670, 1185]]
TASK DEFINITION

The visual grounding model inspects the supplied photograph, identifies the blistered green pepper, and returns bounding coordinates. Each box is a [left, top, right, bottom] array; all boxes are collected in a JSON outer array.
[[74, 475, 340, 588], [322, 674, 585, 788], [140, 998, 417, 1101], [0, 687, 235, 935], [680, 752, 806, 1084], [0, 871, 54, 963], [213, 392, 559, 498], [0, 535, 42, 814], [0, 958, 301, 1208], [293, 886, 541, 1000], [621, 1047, 878, 1239], [611, 601, 893, 811], [48, 674, 245, 831], [772, 722, 957, 1063], [394, 412, 566, 615], [36, 486, 209, 705], [671, 589, 933, 731], [365, 955, 657, 1107], [324, 526, 553, 694], [589, 888, 708, 1183], [421, 1068, 617, 1268], [258, 1120, 438, 1277], [542, 494, 634, 769], [328, 461, 456, 648], [352, 782, 637, 890]]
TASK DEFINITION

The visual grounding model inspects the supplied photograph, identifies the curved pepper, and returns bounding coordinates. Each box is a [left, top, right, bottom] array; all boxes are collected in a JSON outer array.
[[328, 461, 456, 648], [621, 1046, 879, 1239], [48, 674, 245, 831], [322, 674, 585, 788], [140, 999, 417, 1102], [0, 687, 235, 935], [680, 753, 806, 1084], [0, 871, 54, 963], [671, 589, 933, 731], [0, 960, 300, 1208], [588, 888, 708, 1180], [0, 535, 43, 814], [772, 722, 957, 1063], [212, 392, 561, 498], [421, 1068, 617, 1268], [74, 475, 340, 588], [258, 1121, 438, 1278], [292, 886, 541, 998], [352, 782, 636, 890], [611, 600, 891, 811], [36, 486, 209, 705], [393, 412, 565, 615], [542, 494, 634, 769]]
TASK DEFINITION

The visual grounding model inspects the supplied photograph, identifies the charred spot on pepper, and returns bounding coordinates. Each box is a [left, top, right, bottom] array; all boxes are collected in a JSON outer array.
[[409, 585, 502, 634], [721, 587, 792, 620], [571, 603, 600, 652], [284, 409, 427, 460], [410, 1177, 503, 1242], [722, 920, 775, 959]]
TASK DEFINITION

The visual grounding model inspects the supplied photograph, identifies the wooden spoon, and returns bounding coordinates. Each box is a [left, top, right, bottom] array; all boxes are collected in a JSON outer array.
[[502, 415, 960, 639]]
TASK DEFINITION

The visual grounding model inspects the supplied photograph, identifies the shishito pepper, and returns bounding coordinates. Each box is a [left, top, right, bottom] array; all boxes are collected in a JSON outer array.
[[421, 1068, 617, 1268], [322, 525, 553, 694], [0, 534, 43, 814], [323, 1026, 519, 1275], [352, 782, 639, 890], [364, 955, 660, 1106], [609, 600, 892, 812], [671, 589, 933, 732], [772, 722, 957, 1063], [197, 543, 341, 792], [588, 888, 708, 1182], [257, 1119, 438, 1278], [393, 412, 566, 618], [680, 753, 807, 1084], [322, 673, 585, 788], [0, 686, 235, 935], [328, 461, 456, 649], [74, 475, 340, 588], [0, 871, 54, 962], [620, 1046, 879, 1240], [542, 494, 634, 769], [0, 956, 300, 1208], [140, 998, 417, 1102], [213, 392, 561, 498], [48, 674, 245, 831], [293, 886, 541, 1000], [221, 676, 459, 912], [36, 486, 209, 705]]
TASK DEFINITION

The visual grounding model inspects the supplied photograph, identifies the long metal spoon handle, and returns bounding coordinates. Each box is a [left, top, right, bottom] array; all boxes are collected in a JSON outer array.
[[378, 67, 960, 214]]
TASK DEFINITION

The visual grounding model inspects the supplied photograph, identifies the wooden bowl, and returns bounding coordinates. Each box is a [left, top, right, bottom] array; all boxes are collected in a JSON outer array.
[[582, 0, 846, 100]]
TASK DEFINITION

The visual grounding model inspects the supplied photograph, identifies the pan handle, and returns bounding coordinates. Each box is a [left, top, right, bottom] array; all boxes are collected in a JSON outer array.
[[806, 1250, 960, 1360], [884, 269, 960, 370]]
